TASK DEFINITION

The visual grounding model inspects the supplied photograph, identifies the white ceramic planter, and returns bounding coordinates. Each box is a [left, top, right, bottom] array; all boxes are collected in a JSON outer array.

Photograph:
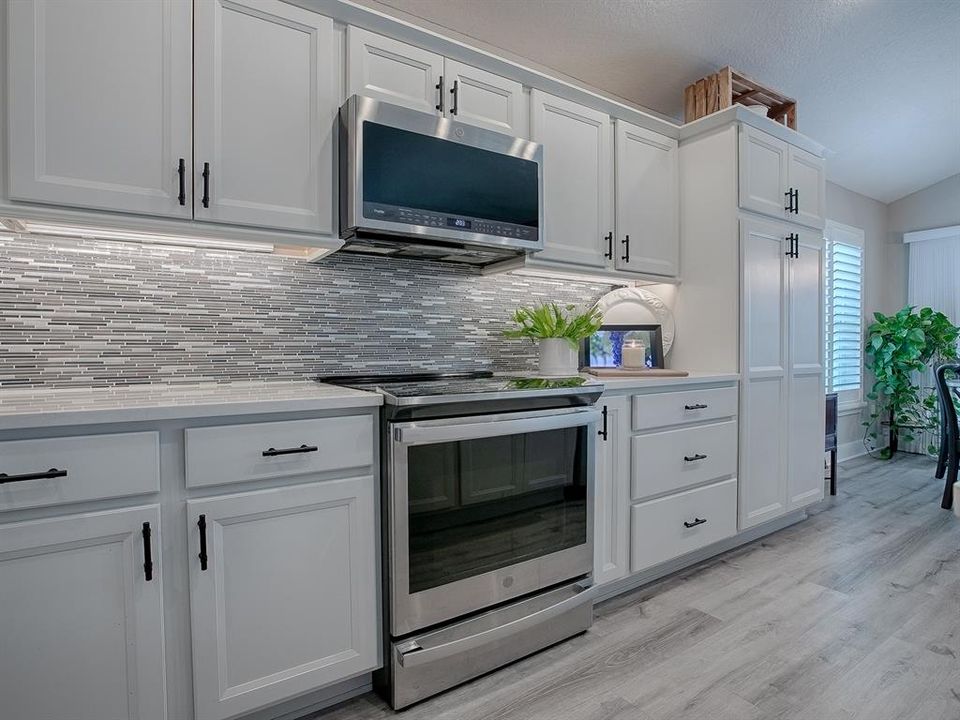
[[538, 338, 579, 377]]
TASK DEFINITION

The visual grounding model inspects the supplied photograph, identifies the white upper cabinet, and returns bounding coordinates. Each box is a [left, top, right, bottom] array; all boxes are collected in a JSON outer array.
[[788, 146, 827, 229], [531, 90, 612, 268], [739, 125, 789, 221], [0, 506, 166, 720], [739, 124, 826, 229], [188, 478, 378, 720], [787, 231, 826, 509], [346, 27, 443, 114], [614, 120, 679, 277], [8, 0, 193, 217], [739, 217, 788, 529], [443, 59, 525, 135], [194, 0, 336, 233]]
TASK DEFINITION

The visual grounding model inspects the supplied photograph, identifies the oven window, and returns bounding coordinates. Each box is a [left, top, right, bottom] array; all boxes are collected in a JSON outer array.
[[406, 426, 587, 595], [362, 121, 539, 228]]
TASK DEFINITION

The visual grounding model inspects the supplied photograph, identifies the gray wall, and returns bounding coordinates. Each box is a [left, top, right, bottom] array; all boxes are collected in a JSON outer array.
[[0, 234, 612, 388]]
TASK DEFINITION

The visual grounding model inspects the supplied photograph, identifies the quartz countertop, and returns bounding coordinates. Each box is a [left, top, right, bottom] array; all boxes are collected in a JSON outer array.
[[0, 380, 382, 431], [580, 371, 739, 390]]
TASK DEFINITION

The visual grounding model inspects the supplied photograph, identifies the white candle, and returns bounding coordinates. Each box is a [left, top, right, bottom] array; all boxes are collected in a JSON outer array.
[[621, 341, 647, 369]]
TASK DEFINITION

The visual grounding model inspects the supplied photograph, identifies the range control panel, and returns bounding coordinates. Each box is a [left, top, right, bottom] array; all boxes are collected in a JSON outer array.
[[363, 203, 537, 242]]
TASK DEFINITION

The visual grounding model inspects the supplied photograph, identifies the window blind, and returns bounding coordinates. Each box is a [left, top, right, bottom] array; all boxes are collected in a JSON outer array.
[[824, 240, 863, 395]]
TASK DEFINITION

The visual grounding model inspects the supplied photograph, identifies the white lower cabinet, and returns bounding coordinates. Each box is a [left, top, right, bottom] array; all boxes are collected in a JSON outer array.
[[187, 477, 378, 720], [630, 478, 738, 573], [593, 395, 630, 587], [0, 505, 166, 720]]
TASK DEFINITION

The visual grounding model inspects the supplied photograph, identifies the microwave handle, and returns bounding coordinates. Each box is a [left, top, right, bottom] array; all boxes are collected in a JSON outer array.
[[393, 407, 600, 446]]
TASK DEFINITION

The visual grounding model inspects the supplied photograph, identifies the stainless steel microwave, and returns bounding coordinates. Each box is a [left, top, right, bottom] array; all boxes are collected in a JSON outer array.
[[338, 95, 544, 266]]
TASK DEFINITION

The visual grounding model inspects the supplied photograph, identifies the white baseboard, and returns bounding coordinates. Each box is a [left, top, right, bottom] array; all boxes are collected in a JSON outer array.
[[838, 439, 869, 462], [593, 510, 808, 605]]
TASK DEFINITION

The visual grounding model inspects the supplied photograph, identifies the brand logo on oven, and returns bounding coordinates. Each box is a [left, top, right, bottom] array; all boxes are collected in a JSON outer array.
[[502, 576, 514, 588]]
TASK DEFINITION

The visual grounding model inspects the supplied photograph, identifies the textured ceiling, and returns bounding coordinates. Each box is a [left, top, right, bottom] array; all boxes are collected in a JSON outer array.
[[362, 0, 960, 203]]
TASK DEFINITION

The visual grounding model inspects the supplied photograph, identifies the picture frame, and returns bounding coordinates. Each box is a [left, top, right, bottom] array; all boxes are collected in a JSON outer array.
[[579, 324, 665, 370]]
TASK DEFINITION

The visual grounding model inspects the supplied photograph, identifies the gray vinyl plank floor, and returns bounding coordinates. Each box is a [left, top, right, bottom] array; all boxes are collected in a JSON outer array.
[[318, 454, 960, 720]]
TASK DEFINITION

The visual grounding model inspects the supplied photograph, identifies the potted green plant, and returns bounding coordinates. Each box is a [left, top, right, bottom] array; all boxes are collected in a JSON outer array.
[[863, 306, 959, 458], [504, 303, 603, 377]]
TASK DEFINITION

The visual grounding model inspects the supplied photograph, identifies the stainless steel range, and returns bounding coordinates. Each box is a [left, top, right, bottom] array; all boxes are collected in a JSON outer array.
[[321, 371, 602, 709]]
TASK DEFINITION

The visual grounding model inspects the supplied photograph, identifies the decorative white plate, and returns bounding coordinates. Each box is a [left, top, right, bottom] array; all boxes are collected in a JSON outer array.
[[594, 287, 676, 355]]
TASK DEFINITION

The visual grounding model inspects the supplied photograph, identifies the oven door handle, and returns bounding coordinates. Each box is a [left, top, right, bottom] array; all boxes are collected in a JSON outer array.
[[393, 407, 600, 446], [395, 582, 596, 668]]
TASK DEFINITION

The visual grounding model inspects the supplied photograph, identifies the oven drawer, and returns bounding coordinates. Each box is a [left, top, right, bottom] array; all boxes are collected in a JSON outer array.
[[0, 432, 159, 511], [632, 386, 738, 431], [185, 416, 374, 489], [630, 478, 737, 573], [631, 420, 737, 501]]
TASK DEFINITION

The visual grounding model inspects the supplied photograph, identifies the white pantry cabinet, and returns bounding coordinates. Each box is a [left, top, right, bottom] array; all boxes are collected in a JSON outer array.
[[0, 505, 166, 720], [739, 124, 826, 229], [593, 395, 630, 587], [614, 120, 679, 277], [739, 217, 825, 528], [531, 90, 612, 268], [187, 478, 378, 720], [8, 0, 193, 217], [194, 0, 337, 233], [345, 27, 525, 135]]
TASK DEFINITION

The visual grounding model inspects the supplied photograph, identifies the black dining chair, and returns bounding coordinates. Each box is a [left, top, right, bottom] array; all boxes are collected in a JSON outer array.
[[935, 363, 960, 510]]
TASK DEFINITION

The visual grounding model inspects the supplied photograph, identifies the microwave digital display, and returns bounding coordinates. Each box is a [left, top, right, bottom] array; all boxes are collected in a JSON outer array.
[[447, 217, 471, 229]]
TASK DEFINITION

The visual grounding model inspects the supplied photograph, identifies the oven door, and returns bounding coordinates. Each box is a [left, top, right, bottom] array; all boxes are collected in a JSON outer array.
[[388, 406, 597, 636]]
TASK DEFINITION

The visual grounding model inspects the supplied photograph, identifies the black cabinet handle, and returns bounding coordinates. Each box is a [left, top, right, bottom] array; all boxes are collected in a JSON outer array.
[[142, 522, 153, 581], [201, 162, 210, 208], [793, 188, 799, 214], [684, 453, 708, 462], [598, 405, 608, 441], [198, 514, 208, 571], [684, 517, 707, 528], [436, 75, 444, 113], [262, 444, 318, 457], [177, 158, 186, 206], [603, 231, 613, 259], [784, 188, 793, 213], [794, 234, 800, 258], [450, 79, 459, 115], [0, 468, 67, 484], [684, 403, 708, 411], [621, 234, 630, 263]]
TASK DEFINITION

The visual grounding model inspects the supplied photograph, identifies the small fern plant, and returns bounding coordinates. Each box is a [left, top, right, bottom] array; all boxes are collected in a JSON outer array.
[[503, 303, 603, 349]]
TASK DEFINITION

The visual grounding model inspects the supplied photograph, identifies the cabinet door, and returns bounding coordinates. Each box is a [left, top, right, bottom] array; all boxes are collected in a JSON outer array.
[[346, 26, 443, 114], [594, 395, 630, 587], [194, 0, 336, 233], [614, 120, 679, 277], [739, 218, 789, 529], [188, 479, 377, 720], [8, 0, 192, 217], [738, 125, 788, 220], [444, 59, 525, 135], [788, 232, 826, 509], [531, 90, 612, 268], [788, 146, 827, 230], [0, 506, 166, 720]]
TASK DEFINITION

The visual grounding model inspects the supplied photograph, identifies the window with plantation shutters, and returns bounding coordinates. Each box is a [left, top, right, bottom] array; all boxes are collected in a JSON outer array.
[[823, 221, 865, 403]]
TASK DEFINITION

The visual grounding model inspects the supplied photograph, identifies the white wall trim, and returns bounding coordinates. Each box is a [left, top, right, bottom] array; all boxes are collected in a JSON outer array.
[[903, 224, 960, 244], [838, 439, 869, 461]]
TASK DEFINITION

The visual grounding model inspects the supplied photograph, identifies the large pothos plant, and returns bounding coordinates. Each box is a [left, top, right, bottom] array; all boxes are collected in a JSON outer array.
[[863, 306, 959, 458]]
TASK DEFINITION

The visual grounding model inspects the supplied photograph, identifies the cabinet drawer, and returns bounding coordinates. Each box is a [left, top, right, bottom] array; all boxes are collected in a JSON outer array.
[[0, 432, 159, 511], [632, 385, 737, 431], [630, 478, 737, 573], [185, 416, 374, 489], [631, 420, 737, 501]]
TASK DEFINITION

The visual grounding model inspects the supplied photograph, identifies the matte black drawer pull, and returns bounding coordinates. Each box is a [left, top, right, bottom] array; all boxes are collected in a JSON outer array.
[[450, 79, 459, 115], [603, 231, 613, 259], [684, 517, 707, 528], [177, 158, 186, 206], [201, 162, 210, 208], [684, 403, 708, 410], [598, 405, 609, 441], [142, 522, 153, 582], [784, 188, 794, 213], [0, 468, 67, 484], [793, 188, 799, 214], [684, 453, 708, 462], [620, 234, 630, 263], [198, 514, 208, 571], [262, 444, 318, 457], [436, 75, 444, 113]]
